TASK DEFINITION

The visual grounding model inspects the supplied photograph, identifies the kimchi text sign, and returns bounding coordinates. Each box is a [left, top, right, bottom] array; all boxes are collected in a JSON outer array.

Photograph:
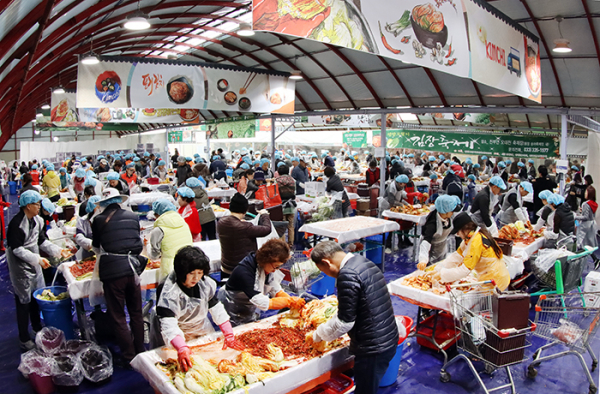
[[77, 59, 295, 114]]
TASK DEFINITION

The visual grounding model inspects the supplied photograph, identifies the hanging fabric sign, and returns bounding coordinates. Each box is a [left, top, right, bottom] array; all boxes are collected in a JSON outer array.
[[343, 131, 368, 148], [383, 129, 559, 158], [202, 119, 257, 139], [76, 57, 295, 113]]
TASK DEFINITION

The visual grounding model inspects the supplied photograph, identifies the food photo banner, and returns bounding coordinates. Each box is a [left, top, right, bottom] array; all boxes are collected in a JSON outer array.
[[77, 58, 295, 114], [342, 131, 367, 148], [377, 129, 559, 158], [252, 0, 541, 102]]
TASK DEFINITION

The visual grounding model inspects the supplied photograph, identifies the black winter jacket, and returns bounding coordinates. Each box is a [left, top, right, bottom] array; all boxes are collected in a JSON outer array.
[[552, 203, 575, 235], [92, 204, 146, 281], [337, 255, 398, 356]]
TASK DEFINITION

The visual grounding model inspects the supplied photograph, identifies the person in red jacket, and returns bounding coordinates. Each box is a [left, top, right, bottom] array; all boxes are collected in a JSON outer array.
[[365, 159, 380, 187], [177, 186, 202, 242], [29, 164, 40, 186]]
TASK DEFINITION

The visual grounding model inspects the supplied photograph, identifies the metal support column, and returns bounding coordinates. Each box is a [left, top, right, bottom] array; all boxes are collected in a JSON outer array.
[[271, 115, 276, 172], [379, 113, 387, 198], [560, 114, 568, 195], [165, 127, 170, 169]]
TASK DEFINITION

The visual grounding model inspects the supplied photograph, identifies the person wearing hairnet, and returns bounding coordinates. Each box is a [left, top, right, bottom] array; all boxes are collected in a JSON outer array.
[[152, 246, 243, 371], [186, 177, 217, 240], [218, 239, 305, 326], [257, 158, 274, 179], [430, 212, 510, 291], [121, 162, 138, 189], [7, 190, 66, 350], [497, 181, 533, 228], [41, 164, 61, 202], [148, 198, 193, 282], [91, 188, 146, 366], [533, 190, 554, 231], [39, 198, 57, 229], [29, 164, 40, 186], [58, 167, 70, 192], [84, 173, 103, 197], [543, 194, 575, 248], [497, 161, 509, 184], [153, 160, 168, 181], [69, 167, 87, 201], [106, 171, 129, 195], [417, 195, 461, 270], [177, 187, 202, 242], [383, 174, 410, 211], [75, 196, 101, 260], [517, 161, 528, 181], [469, 176, 506, 237], [527, 159, 536, 180], [209, 155, 227, 181]]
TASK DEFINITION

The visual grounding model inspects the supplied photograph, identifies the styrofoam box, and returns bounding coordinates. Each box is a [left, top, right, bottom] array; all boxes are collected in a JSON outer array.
[[584, 271, 600, 307], [305, 182, 326, 198]]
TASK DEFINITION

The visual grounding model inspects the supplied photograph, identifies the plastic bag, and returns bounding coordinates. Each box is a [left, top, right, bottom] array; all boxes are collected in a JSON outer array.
[[61, 339, 94, 355], [52, 354, 84, 387], [251, 215, 279, 248], [551, 319, 584, 345], [78, 345, 113, 383], [255, 184, 282, 208], [534, 248, 574, 274], [35, 327, 66, 355], [503, 252, 527, 279], [19, 349, 57, 378]]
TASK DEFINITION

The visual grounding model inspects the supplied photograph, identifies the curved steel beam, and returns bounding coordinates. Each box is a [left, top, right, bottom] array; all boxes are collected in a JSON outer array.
[[378, 57, 416, 107], [582, 0, 600, 71], [423, 68, 448, 107]]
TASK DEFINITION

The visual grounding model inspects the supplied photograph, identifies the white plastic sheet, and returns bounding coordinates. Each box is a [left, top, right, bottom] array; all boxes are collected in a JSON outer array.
[[388, 277, 452, 311], [512, 237, 545, 257], [128, 192, 176, 207], [299, 216, 399, 243], [192, 239, 222, 272], [381, 210, 428, 226], [207, 188, 237, 198]]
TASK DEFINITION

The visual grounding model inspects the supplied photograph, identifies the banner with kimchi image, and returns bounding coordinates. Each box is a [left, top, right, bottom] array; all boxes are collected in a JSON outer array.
[[50, 91, 79, 123], [77, 58, 296, 113]]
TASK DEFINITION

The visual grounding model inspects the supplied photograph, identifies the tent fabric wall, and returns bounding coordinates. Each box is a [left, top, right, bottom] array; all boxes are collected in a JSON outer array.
[[586, 132, 600, 223], [567, 136, 588, 158]]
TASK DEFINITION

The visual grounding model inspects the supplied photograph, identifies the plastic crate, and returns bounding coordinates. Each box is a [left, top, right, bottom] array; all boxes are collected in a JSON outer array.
[[481, 332, 527, 366], [417, 312, 458, 351], [303, 374, 353, 394]]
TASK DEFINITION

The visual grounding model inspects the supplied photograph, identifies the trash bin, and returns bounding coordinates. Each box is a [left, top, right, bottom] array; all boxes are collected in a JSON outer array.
[[33, 286, 75, 340], [8, 181, 17, 195], [310, 273, 336, 296], [365, 234, 384, 270], [379, 315, 413, 387]]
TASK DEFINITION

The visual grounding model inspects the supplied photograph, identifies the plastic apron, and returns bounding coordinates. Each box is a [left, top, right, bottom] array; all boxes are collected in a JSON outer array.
[[462, 230, 510, 291], [470, 190, 499, 229], [534, 206, 555, 232], [218, 267, 284, 327], [497, 188, 523, 227], [428, 213, 454, 265], [6, 216, 46, 304], [379, 182, 406, 211], [577, 203, 598, 249]]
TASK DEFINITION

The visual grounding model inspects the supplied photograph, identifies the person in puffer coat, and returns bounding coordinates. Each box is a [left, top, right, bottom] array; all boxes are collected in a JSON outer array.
[[310, 241, 399, 394]]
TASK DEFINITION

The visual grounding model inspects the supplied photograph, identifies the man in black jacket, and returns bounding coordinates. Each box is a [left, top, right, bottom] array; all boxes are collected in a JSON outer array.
[[310, 241, 399, 394], [92, 188, 147, 366]]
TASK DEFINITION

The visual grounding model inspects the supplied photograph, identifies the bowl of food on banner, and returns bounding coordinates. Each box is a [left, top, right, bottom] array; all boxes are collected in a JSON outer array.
[[94, 71, 122, 104], [167, 75, 194, 104], [411, 3, 448, 49]]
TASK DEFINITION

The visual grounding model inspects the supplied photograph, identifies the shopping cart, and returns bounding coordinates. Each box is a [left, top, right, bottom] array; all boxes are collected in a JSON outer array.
[[280, 249, 322, 299], [528, 292, 600, 394], [530, 236, 597, 296], [441, 286, 535, 394]]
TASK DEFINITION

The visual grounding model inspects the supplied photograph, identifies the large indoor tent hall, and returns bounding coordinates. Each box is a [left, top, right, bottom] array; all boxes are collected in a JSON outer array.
[[1, 0, 600, 394]]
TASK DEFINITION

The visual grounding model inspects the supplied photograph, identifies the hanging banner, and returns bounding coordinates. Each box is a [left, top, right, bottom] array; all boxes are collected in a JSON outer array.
[[77, 58, 295, 114], [343, 131, 368, 148], [252, 0, 540, 102], [382, 129, 559, 158], [168, 126, 197, 143], [464, 0, 541, 103], [50, 92, 79, 123], [203, 119, 257, 139]]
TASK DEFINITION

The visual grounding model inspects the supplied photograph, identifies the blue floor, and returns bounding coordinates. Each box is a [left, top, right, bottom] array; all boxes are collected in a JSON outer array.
[[0, 191, 598, 393]]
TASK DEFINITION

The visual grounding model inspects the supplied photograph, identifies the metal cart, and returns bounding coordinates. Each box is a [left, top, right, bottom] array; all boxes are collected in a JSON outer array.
[[528, 292, 600, 394], [441, 286, 535, 394], [280, 250, 322, 299]]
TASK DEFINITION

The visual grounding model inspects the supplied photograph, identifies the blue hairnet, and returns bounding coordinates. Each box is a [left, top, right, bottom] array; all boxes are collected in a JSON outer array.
[[506, 160, 512, 165], [185, 177, 201, 188], [285, 154, 291, 159], [489, 176, 507, 190], [240, 163, 250, 170], [144, 152, 150, 157], [398, 160, 405, 166], [193, 153, 200, 158], [435, 195, 460, 214], [41, 198, 55, 215], [86, 196, 101, 213], [391, 159, 398, 165], [467, 174, 476, 181], [311, 154, 318, 159], [428, 156, 435, 162], [114, 155, 121, 161], [571, 165, 579, 171], [158, 160, 166, 166], [333, 156, 338, 161], [518, 162, 525, 167], [321, 153, 327, 158], [482, 156, 488, 160], [177, 186, 195, 199], [528, 159, 534, 164], [396, 174, 409, 183], [444, 160, 450, 164], [242, 156, 252, 165], [126, 163, 135, 169], [548, 194, 565, 206], [301, 151, 307, 155], [498, 161, 506, 168], [135, 157, 142, 162], [449, 161, 456, 166], [277, 162, 285, 168], [446, 169, 455, 175], [186, 156, 192, 161], [59, 167, 66, 173], [539, 190, 553, 201], [107, 172, 120, 181], [194, 158, 201, 164], [260, 158, 270, 166], [156, 153, 161, 158], [465, 158, 472, 165], [421, 153, 427, 157], [84, 178, 97, 187], [81, 159, 87, 163], [86, 171, 96, 179], [75, 168, 86, 178], [198, 176, 207, 188], [429, 173, 438, 179], [212, 155, 220, 161], [99, 196, 124, 207], [473, 163, 481, 168], [439, 155, 445, 160], [292, 157, 299, 162], [408, 154, 414, 158], [253, 160, 260, 166], [46, 164, 55, 172], [31, 164, 38, 170], [152, 199, 177, 216], [19, 190, 42, 207], [520, 181, 533, 194]]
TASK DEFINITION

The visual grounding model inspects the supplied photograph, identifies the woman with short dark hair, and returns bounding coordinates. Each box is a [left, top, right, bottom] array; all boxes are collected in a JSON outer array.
[[532, 165, 558, 219], [218, 239, 305, 326], [324, 166, 351, 218]]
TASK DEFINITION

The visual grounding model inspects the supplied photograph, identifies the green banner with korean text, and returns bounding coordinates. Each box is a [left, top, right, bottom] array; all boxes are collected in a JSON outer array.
[[343, 131, 367, 148], [383, 129, 559, 158]]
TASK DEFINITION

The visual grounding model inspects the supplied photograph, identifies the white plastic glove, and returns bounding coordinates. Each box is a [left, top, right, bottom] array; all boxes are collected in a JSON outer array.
[[515, 207, 528, 223], [543, 229, 558, 240], [533, 219, 545, 232], [440, 264, 471, 283], [487, 221, 499, 237], [418, 240, 431, 270]]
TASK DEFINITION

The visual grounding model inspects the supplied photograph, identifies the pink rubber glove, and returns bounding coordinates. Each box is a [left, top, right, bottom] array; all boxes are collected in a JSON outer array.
[[219, 321, 244, 351], [171, 336, 192, 372]]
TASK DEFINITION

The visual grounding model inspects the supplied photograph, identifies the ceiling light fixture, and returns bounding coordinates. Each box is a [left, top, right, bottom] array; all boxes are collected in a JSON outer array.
[[289, 70, 303, 80], [237, 23, 255, 36], [53, 137, 59, 142], [36, 112, 43, 118], [53, 86, 65, 94], [41, 103, 50, 110], [82, 33, 100, 64], [34, 129, 40, 135], [553, 16, 572, 53], [125, 10, 151, 30]]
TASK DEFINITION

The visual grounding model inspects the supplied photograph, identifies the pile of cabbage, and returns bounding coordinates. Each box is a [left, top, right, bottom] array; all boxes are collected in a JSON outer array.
[[309, 197, 334, 222]]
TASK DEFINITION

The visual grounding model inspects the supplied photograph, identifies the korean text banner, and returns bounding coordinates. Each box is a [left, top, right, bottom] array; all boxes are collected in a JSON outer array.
[[343, 131, 367, 148], [76, 58, 295, 114], [252, 0, 539, 102], [384, 129, 559, 158]]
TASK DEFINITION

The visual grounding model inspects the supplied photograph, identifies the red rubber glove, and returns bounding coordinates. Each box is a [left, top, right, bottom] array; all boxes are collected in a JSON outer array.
[[219, 321, 244, 351], [171, 336, 192, 372]]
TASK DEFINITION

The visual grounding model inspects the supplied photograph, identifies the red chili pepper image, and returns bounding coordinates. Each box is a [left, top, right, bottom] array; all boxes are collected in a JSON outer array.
[[445, 44, 452, 58], [378, 21, 402, 55], [445, 58, 457, 66]]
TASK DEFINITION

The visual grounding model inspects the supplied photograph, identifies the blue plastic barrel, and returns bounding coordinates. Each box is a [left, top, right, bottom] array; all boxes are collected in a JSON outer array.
[[379, 316, 413, 387], [365, 234, 384, 270], [8, 181, 17, 195], [33, 286, 74, 340], [311, 273, 336, 296]]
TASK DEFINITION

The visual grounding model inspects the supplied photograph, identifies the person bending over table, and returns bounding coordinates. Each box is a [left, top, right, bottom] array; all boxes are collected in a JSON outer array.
[[218, 239, 305, 327], [106, 171, 129, 196], [309, 241, 399, 394], [429, 212, 510, 291], [153, 246, 243, 371], [148, 198, 193, 283], [417, 195, 461, 270], [153, 160, 168, 181], [543, 194, 575, 249], [324, 166, 350, 218], [497, 181, 533, 228], [469, 175, 506, 237], [533, 190, 554, 231], [75, 196, 101, 260]]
